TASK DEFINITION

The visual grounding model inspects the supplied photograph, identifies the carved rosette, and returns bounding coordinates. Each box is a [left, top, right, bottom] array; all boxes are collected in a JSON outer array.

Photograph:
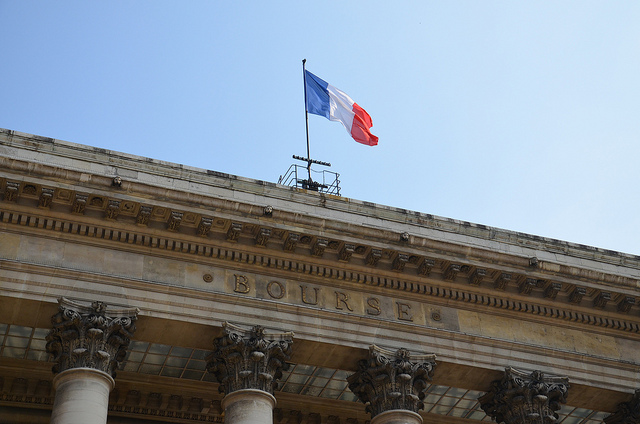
[[45, 297, 139, 378], [478, 367, 569, 424], [604, 389, 640, 424], [347, 345, 437, 418], [206, 322, 293, 396]]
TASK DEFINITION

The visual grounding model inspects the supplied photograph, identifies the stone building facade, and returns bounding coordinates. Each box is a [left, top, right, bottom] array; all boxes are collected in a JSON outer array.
[[0, 128, 639, 424]]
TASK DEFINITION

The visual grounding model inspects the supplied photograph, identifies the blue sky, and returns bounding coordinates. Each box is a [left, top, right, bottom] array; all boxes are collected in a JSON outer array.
[[1, 2, 639, 255]]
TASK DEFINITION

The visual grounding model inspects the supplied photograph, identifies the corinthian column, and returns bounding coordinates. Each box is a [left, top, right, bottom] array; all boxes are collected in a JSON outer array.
[[45, 297, 139, 424], [347, 345, 437, 424], [478, 367, 570, 424], [206, 322, 293, 424]]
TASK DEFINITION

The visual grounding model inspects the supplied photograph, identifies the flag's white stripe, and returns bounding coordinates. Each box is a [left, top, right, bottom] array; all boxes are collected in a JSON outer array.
[[327, 84, 355, 133]]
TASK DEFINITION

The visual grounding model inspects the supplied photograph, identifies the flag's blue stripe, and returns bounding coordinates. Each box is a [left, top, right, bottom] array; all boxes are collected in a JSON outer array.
[[305, 70, 330, 119]]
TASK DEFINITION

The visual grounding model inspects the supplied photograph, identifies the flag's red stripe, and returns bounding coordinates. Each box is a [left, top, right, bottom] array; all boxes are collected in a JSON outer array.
[[351, 103, 378, 146]]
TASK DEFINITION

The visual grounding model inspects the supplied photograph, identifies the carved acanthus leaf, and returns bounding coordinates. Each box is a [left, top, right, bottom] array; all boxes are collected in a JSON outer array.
[[347, 345, 437, 418], [72, 194, 88, 215], [226, 223, 242, 242], [45, 297, 139, 377], [256, 228, 271, 247], [338, 244, 355, 262], [443, 264, 461, 281], [39, 188, 54, 208], [197, 217, 212, 237], [366, 249, 382, 267], [495, 273, 511, 291], [283, 233, 299, 252], [311, 238, 328, 257], [167, 211, 183, 231], [417, 259, 435, 276], [4, 181, 19, 202], [206, 322, 293, 395], [105, 200, 121, 220], [136, 206, 153, 226], [392, 254, 409, 272], [469, 269, 487, 286], [478, 367, 570, 424], [544, 283, 562, 299], [569, 287, 586, 304]]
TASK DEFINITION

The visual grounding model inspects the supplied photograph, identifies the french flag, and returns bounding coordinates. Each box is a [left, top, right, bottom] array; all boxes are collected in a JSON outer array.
[[305, 70, 378, 146]]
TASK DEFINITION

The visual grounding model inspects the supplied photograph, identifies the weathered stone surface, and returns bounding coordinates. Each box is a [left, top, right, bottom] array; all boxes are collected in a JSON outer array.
[[347, 345, 436, 418], [479, 367, 569, 424], [45, 297, 139, 377], [206, 322, 293, 395]]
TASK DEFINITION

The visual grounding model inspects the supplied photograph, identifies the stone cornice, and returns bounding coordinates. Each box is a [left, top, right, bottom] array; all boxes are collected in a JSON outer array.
[[1, 191, 640, 340], [1, 129, 639, 274]]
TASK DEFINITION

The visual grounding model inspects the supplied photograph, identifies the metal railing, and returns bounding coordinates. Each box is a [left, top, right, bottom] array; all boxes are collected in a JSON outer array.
[[278, 164, 341, 196]]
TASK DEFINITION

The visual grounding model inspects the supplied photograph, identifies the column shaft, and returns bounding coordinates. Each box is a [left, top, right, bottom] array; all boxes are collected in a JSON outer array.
[[371, 410, 423, 424], [222, 389, 277, 424], [50, 368, 115, 424]]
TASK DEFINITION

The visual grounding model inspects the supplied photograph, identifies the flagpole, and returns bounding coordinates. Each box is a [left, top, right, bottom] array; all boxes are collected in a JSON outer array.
[[302, 59, 312, 183]]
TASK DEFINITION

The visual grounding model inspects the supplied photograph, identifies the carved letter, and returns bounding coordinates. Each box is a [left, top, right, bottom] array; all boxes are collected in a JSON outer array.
[[366, 297, 381, 316], [335, 291, 354, 311], [267, 281, 285, 299], [233, 275, 250, 294], [300, 285, 319, 305], [396, 302, 413, 321]]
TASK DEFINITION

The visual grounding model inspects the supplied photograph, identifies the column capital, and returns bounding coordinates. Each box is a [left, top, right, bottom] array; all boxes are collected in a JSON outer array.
[[347, 345, 437, 418], [45, 297, 139, 378], [604, 389, 640, 424], [478, 367, 570, 424], [206, 322, 293, 396]]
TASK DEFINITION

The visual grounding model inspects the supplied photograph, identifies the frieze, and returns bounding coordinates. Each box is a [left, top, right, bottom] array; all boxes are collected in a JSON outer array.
[[1, 190, 640, 335]]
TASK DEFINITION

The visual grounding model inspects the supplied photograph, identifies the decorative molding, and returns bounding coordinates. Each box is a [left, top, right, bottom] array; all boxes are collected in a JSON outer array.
[[136, 206, 153, 226], [366, 249, 382, 267], [4, 181, 19, 202], [443, 264, 461, 281], [469, 269, 486, 286], [1, 189, 640, 336], [518, 278, 537, 295], [206, 322, 293, 396], [226, 223, 242, 242], [256, 228, 271, 247], [338, 244, 355, 263], [168, 211, 183, 232], [479, 367, 569, 424], [197, 217, 213, 237], [605, 389, 640, 424], [45, 297, 139, 377], [544, 283, 562, 300], [417, 259, 435, 276], [38, 188, 54, 208], [71, 194, 88, 215], [392, 254, 409, 272], [569, 287, 587, 305], [594, 292, 612, 309], [105, 200, 121, 220], [495, 273, 511, 291], [618, 297, 636, 314], [283, 233, 299, 252], [347, 345, 436, 418], [312, 238, 328, 258]]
